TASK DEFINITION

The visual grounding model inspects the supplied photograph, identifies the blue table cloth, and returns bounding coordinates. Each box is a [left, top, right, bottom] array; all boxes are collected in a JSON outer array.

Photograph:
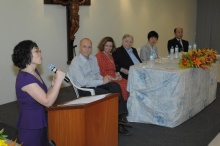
[[127, 59, 218, 128]]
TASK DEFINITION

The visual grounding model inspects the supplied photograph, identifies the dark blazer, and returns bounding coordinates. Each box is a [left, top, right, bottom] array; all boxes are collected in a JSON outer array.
[[112, 46, 142, 79], [167, 38, 189, 53]]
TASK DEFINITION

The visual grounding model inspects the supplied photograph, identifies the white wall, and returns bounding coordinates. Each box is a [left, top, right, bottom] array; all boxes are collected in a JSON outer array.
[[0, 0, 197, 104]]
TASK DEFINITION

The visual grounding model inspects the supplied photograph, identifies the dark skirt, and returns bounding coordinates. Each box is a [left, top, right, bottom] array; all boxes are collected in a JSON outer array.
[[18, 128, 48, 146]]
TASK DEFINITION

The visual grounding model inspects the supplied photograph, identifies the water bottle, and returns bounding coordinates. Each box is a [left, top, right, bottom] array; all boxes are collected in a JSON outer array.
[[170, 46, 174, 60], [175, 45, 179, 59], [149, 53, 155, 68], [193, 42, 197, 50], [153, 51, 157, 59], [188, 44, 192, 52]]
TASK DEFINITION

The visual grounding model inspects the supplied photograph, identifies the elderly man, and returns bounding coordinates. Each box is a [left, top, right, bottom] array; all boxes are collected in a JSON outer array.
[[68, 38, 132, 136], [112, 34, 142, 80], [167, 27, 189, 54]]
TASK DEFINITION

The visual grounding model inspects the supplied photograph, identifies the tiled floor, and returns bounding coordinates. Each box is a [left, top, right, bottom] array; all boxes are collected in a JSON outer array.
[[209, 133, 220, 146]]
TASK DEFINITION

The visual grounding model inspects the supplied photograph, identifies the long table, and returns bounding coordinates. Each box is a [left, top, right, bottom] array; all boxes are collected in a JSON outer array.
[[127, 59, 218, 128]]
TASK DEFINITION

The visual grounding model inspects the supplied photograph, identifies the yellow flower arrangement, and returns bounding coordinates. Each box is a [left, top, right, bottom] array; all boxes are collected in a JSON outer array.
[[0, 140, 8, 146], [179, 48, 218, 70], [0, 129, 22, 146]]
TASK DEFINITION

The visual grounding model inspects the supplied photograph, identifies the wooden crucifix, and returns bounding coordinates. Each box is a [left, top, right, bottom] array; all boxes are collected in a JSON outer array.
[[44, 0, 91, 64]]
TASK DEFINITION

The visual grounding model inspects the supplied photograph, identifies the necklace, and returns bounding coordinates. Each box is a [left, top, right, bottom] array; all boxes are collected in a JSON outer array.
[[104, 52, 114, 63]]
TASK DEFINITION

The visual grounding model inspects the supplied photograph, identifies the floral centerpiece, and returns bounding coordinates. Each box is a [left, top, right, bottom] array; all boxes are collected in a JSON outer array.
[[179, 48, 218, 70], [0, 129, 22, 146]]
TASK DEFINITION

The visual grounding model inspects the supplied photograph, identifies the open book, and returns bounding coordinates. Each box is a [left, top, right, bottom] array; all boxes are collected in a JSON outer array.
[[63, 94, 109, 106]]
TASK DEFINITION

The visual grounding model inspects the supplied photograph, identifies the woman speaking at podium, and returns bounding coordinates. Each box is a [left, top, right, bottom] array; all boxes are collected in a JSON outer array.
[[12, 40, 65, 146]]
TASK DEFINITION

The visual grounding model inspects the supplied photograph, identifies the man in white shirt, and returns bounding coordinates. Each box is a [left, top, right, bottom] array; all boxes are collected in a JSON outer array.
[[68, 38, 132, 135]]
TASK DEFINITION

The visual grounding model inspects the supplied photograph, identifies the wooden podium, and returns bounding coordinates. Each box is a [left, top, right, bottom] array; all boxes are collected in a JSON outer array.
[[47, 93, 119, 146]]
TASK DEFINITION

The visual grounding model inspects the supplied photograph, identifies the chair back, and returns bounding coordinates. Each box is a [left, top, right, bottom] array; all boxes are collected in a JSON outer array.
[[66, 72, 95, 98]]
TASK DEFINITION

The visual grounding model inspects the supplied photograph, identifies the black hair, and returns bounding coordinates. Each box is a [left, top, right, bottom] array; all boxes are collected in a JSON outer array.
[[174, 28, 183, 33], [147, 31, 159, 40], [12, 40, 38, 69]]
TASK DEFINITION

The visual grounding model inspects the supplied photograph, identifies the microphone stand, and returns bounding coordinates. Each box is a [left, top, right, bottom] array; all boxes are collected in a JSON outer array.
[[73, 44, 77, 57], [67, 39, 77, 65]]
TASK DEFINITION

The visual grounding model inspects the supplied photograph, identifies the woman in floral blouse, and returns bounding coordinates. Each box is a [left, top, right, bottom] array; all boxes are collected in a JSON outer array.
[[96, 37, 129, 100]]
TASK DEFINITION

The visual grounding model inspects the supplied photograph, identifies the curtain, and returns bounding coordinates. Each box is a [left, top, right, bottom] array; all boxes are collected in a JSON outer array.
[[196, 0, 220, 51]]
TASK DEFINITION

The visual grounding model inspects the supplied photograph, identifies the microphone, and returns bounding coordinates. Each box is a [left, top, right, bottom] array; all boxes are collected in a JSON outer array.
[[48, 64, 70, 83]]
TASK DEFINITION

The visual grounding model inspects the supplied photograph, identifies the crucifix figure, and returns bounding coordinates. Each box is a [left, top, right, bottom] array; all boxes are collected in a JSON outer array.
[[53, 0, 82, 40], [52, 0, 81, 64], [45, 0, 88, 64]]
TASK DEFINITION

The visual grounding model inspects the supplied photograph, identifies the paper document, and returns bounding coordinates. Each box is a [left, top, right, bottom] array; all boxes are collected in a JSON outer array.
[[63, 94, 109, 106]]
